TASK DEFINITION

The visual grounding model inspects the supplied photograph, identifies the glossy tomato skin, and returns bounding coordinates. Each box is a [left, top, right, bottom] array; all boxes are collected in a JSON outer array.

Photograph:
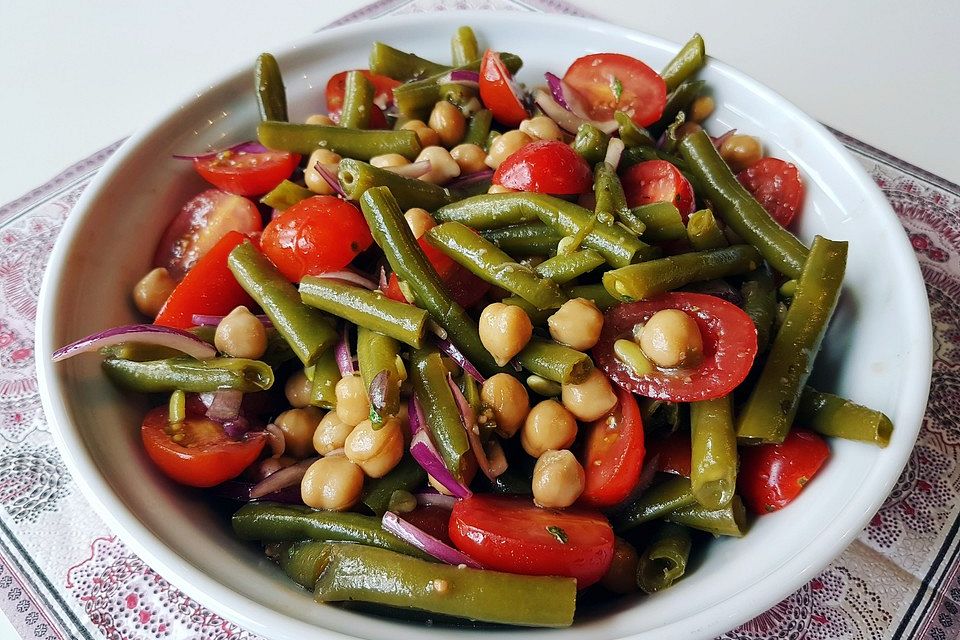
[[593, 292, 758, 402], [479, 50, 528, 127], [193, 151, 300, 196], [260, 196, 373, 282], [326, 70, 400, 113], [141, 405, 266, 487], [580, 386, 646, 508], [449, 494, 615, 587], [622, 160, 696, 219], [563, 53, 666, 127], [401, 506, 452, 545], [737, 157, 805, 228], [493, 140, 593, 195], [739, 429, 829, 513]]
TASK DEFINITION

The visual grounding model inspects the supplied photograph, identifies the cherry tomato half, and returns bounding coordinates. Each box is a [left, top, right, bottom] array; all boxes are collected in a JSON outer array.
[[141, 405, 266, 487], [479, 50, 528, 127], [738, 429, 829, 514], [580, 386, 645, 508], [737, 157, 805, 228], [645, 430, 692, 478], [622, 160, 696, 220], [383, 234, 490, 309], [493, 140, 593, 195], [259, 196, 373, 282], [563, 53, 666, 127], [193, 150, 300, 197], [592, 292, 758, 402], [449, 494, 615, 587]]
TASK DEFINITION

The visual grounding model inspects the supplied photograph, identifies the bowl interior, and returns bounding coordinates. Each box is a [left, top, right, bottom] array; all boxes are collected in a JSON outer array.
[[37, 11, 931, 640]]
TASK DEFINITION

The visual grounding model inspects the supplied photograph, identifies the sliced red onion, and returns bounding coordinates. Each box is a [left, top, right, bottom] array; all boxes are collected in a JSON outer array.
[[544, 72, 594, 119], [53, 324, 216, 362], [382, 511, 481, 568], [605, 138, 625, 170], [172, 140, 269, 161], [212, 480, 304, 505], [439, 70, 480, 87], [415, 492, 456, 510], [408, 397, 426, 436], [433, 337, 485, 383], [265, 423, 285, 458], [446, 169, 494, 191], [249, 457, 318, 499], [410, 430, 472, 499], [533, 89, 618, 135], [315, 161, 347, 198], [221, 417, 251, 440], [191, 314, 273, 328], [384, 160, 431, 179], [378, 266, 389, 292], [711, 129, 737, 149], [316, 270, 377, 290], [447, 376, 506, 481], [335, 326, 355, 377], [206, 389, 243, 422]]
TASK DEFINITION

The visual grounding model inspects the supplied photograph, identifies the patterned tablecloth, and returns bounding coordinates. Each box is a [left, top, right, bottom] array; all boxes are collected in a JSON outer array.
[[2, 0, 958, 638]]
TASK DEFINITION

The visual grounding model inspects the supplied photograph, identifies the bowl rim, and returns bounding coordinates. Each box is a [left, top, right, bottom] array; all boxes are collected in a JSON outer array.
[[35, 9, 933, 640]]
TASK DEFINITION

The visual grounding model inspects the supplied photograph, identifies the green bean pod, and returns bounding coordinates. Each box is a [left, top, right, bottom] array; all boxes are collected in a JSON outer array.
[[357, 326, 403, 423], [686, 209, 728, 250], [255, 53, 287, 122], [393, 53, 522, 116], [309, 349, 341, 409], [278, 540, 332, 588], [603, 244, 761, 301], [636, 523, 692, 593], [741, 265, 776, 352], [515, 338, 593, 385], [435, 194, 540, 229], [411, 347, 471, 479], [450, 26, 480, 66], [339, 71, 375, 130], [102, 356, 273, 393], [464, 109, 493, 147], [361, 455, 427, 515], [368, 42, 450, 80], [228, 241, 337, 366], [572, 123, 609, 165], [338, 158, 459, 211], [593, 161, 631, 222], [482, 223, 562, 257], [631, 202, 687, 242], [615, 111, 656, 148], [614, 476, 697, 533], [690, 396, 738, 510], [798, 387, 893, 447], [258, 122, 421, 161], [535, 250, 605, 284], [653, 80, 705, 135], [564, 283, 619, 311], [661, 33, 706, 92], [737, 236, 847, 443], [665, 495, 748, 537], [260, 180, 313, 211]]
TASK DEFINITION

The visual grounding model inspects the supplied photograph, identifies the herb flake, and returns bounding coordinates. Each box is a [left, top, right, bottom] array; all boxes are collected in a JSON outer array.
[[610, 76, 623, 102], [546, 525, 569, 544]]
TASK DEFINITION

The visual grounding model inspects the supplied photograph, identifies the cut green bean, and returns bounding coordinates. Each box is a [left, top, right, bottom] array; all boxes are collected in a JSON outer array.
[[534, 250, 605, 284], [604, 244, 762, 301], [526, 374, 562, 397], [636, 523, 692, 593], [260, 180, 313, 211], [361, 455, 426, 515], [515, 338, 593, 385], [411, 347, 471, 479], [464, 109, 493, 147], [690, 396, 737, 510], [779, 279, 798, 298], [357, 326, 404, 423], [102, 357, 272, 393], [451, 26, 479, 66], [258, 121, 421, 161], [369, 42, 450, 80], [565, 283, 619, 311], [309, 349, 340, 409], [653, 80, 705, 137], [278, 540, 332, 588], [737, 236, 847, 443], [615, 111, 656, 148], [686, 208, 728, 250], [338, 158, 459, 211], [661, 34, 706, 92], [741, 265, 776, 352], [665, 495, 748, 537], [593, 161, 632, 230], [798, 387, 893, 447], [339, 71, 375, 130], [614, 475, 697, 533], [228, 240, 337, 366], [482, 223, 561, 257], [572, 123, 609, 165], [632, 202, 687, 242], [393, 53, 522, 116], [255, 53, 287, 122]]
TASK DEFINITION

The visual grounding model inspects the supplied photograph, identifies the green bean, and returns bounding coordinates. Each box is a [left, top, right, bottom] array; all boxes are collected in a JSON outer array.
[[360, 187, 501, 374], [686, 209, 728, 250], [393, 53, 522, 116], [357, 326, 404, 424], [614, 475, 697, 533], [168, 389, 186, 423], [798, 387, 893, 447], [228, 240, 337, 366], [737, 236, 847, 443], [690, 396, 737, 510], [278, 540, 332, 588], [99, 343, 182, 362], [534, 250, 604, 284], [361, 455, 427, 515], [426, 222, 567, 310], [299, 277, 428, 348], [337, 159, 459, 211], [501, 296, 552, 326], [741, 265, 776, 352], [661, 34, 706, 92], [339, 71, 374, 130], [652, 80, 706, 139], [571, 123, 609, 165], [368, 42, 450, 80], [261, 328, 298, 368], [636, 523, 692, 593], [657, 110, 687, 154], [232, 503, 428, 558], [665, 495, 748, 537], [515, 338, 593, 385], [255, 53, 287, 122], [481, 223, 561, 257], [309, 349, 340, 409], [464, 109, 493, 147], [411, 347, 471, 479], [526, 374, 562, 397], [565, 283, 619, 311], [450, 26, 480, 66], [779, 279, 798, 298], [260, 179, 312, 211], [312, 543, 576, 627], [679, 130, 809, 278], [258, 121, 421, 161], [102, 356, 272, 393], [439, 83, 477, 109], [435, 194, 540, 229], [640, 398, 683, 433], [631, 202, 687, 242], [615, 111, 655, 148], [604, 244, 761, 301], [593, 161, 630, 222], [486, 130, 500, 150]]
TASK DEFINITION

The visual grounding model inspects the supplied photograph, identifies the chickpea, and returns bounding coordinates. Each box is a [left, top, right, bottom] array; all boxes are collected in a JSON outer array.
[[519, 116, 563, 141], [313, 410, 354, 455], [274, 407, 324, 458], [214, 306, 267, 359], [132, 267, 175, 317], [403, 207, 436, 239], [401, 120, 441, 148], [305, 113, 335, 126], [688, 96, 715, 123], [304, 148, 343, 195], [300, 456, 364, 511], [370, 153, 410, 169], [560, 368, 618, 422], [344, 417, 404, 478], [521, 399, 577, 458], [638, 308, 704, 368], [487, 184, 515, 194], [428, 101, 467, 147], [719, 134, 762, 172], [478, 302, 533, 367], [532, 449, 585, 508], [600, 538, 640, 594], [415, 146, 461, 185], [548, 298, 604, 351], [284, 370, 313, 409], [335, 375, 371, 427], [450, 143, 488, 174], [480, 373, 530, 438], [485, 130, 533, 169]]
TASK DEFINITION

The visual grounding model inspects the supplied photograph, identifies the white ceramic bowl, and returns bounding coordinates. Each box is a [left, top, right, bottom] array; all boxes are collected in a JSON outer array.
[[36, 10, 931, 640]]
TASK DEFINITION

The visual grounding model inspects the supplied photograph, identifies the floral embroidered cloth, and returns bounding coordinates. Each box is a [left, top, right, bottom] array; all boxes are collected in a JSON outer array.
[[2, 1, 958, 638]]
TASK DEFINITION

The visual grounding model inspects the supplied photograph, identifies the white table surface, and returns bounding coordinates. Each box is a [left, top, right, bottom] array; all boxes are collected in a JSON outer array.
[[1, 0, 957, 637]]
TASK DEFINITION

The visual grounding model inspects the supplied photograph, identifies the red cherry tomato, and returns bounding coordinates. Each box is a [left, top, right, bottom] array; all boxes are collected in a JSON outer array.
[[580, 386, 646, 508], [645, 431, 692, 477], [383, 235, 490, 308], [153, 189, 263, 281], [593, 292, 758, 402], [492, 140, 593, 195], [737, 157, 805, 228], [141, 405, 266, 487], [259, 196, 373, 282], [401, 506, 452, 545], [622, 160, 696, 220], [562, 53, 666, 127], [193, 150, 300, 197], [479, 50, 528, 127], [154, 231, 256, 329], [449, 494, 615, 587], [326, 70, 400, 129], [739, 429, 830, 514]]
